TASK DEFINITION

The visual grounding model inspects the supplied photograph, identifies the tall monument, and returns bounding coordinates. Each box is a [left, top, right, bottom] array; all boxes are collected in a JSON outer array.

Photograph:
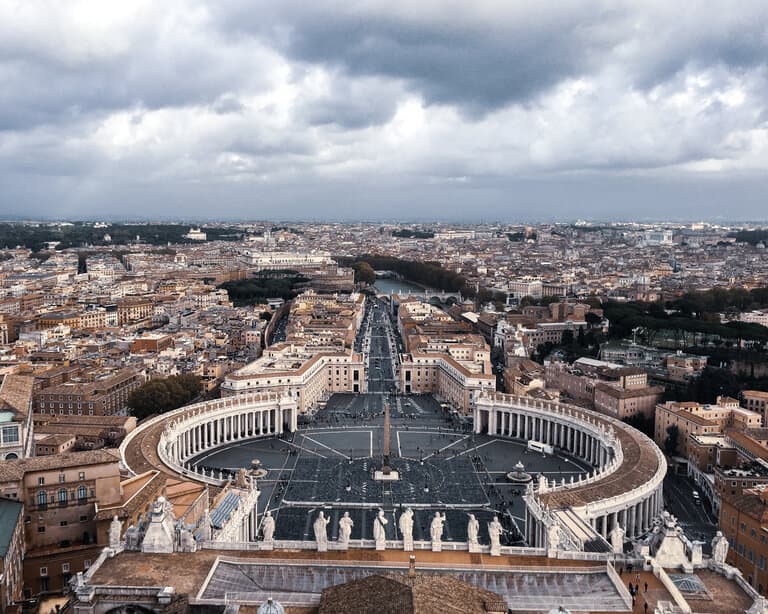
[[374, 398, 399, 481]]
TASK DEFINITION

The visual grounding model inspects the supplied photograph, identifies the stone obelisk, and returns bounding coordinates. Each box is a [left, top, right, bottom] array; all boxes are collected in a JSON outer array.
[[374, 399, 399, 481]]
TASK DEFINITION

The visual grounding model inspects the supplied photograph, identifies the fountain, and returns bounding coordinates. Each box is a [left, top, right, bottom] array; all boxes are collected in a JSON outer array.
[[506, 461, 533, 484]]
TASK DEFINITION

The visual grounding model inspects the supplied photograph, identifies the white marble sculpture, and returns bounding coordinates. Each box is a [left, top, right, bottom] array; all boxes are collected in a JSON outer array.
[[373, 509, 388, 550], [399, 508, 414, 551], [109, 515, 122, 549], [547, 523, 562, 552], [430, 512, 446, 552], [711, 530, 729, 565], [339, 512, 354, 547], [262, 511, 275, 546], [488, 516, 502, 556], [467, 514, 480, 552], [314, 511, 330, 552], [609, 523, 625, 554]]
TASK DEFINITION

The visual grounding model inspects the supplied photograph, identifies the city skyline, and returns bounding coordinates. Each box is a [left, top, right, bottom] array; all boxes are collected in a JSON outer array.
[[1, 2, 768, 221]]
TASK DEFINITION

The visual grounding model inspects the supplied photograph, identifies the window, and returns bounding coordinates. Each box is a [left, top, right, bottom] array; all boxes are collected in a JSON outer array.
[[79, 515, 88, 522], [78, 472, 85, 480], [37, 526, 45, 533], [59, 521, 67, 527], [58, 488, 67, 504], [40, 567, 48, 577], [62, 563, 70, 573], [83, 560, 91, 570], [59, 473, 65, 483], [37, 491, 46, 507], [38, 477, 45, 486], [2, 425, 19, 444], [77, 486, 87, 500]]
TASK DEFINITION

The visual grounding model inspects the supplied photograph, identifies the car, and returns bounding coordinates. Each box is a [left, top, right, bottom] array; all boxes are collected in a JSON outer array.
[[692, 490, 701, 505]]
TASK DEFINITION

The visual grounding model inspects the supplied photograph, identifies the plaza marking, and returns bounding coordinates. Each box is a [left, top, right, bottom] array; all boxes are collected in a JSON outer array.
[[451, 440, 497, 459], [305, 429, 374, 458], [395, 430, 466, 459], [286, 439, 326, 459], [301, 434, 353, 459]]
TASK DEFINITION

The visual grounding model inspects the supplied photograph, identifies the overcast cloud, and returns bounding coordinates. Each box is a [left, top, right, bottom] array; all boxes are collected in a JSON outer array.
[[1, 0, 767, 221]]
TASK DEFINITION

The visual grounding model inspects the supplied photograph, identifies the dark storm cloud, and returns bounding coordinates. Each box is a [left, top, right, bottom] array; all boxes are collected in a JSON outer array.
[[213, 2, 768, 115], [214, 2, 623, 115]]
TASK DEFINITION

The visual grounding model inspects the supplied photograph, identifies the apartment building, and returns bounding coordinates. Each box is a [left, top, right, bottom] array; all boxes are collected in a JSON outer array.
[[720, 486, 768, 594], [399, 336, 495, 414], [654, 397, 763, 458], [33, 368, 144, 417], [743, 391, 768, 425], [221, 344, 366, 412], [0, 450, 122, 596]]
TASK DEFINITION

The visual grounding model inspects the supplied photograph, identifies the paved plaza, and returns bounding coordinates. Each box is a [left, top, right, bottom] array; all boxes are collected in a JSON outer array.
[[192, 392, 592, 545]]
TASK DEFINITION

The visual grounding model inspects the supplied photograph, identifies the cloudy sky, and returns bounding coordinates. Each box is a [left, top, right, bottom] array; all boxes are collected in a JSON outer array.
[[1, 1, 767, 222]]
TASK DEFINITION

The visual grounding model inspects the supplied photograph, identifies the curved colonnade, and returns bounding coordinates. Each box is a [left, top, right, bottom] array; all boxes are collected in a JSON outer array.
[[120, 393, 299, 486], [121, 391, 665, 552], [474, 392, 666, 549]]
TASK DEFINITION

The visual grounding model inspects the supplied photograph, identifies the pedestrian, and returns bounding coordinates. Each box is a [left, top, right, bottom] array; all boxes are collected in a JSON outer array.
[[644, 603, 648, 613], [644, 581, 648, 593]]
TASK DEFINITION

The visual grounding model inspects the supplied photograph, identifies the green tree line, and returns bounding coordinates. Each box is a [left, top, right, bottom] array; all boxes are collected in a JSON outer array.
[[128, 375, 201, 421]]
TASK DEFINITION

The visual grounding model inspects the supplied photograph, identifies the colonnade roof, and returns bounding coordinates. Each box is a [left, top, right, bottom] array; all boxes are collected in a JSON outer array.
[[538, 410, 661, 509]]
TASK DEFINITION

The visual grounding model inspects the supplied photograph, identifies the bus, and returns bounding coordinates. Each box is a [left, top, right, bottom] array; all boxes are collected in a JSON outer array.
[[527, 440, 554, 456]]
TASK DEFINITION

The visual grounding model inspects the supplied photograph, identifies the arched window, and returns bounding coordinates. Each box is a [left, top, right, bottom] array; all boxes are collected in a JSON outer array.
[[58, 489, 67, 504], [77, 486, 87, 500], [37, 491, 46, 507]]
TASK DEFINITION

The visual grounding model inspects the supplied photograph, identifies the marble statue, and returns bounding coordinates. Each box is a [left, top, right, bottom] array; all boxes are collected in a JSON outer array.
[[488, 516, 502, 556], [314, 511, 330, 551], [467, 514, 479, 545], [547, 523, 561, 551], [711, 530, 729, 564], [109, 515, 122, 549], [339, 512, 354, 546], [399, 508, 414, 551], [609, 523, 625, 554], [430, 512, 446, 551], [373, 509, 388, 549], [262, 511, 275, 543]]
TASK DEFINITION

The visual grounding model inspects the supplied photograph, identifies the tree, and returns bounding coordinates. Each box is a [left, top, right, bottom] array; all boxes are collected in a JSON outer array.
[[352, 261, 376, 285], [561, 329, 574, 346], [128, 375, 201, 421], [664, 425, 680, 456]]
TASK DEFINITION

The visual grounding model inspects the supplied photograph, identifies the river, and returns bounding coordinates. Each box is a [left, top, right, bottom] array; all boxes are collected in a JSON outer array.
[[373, 277, 431, 294]]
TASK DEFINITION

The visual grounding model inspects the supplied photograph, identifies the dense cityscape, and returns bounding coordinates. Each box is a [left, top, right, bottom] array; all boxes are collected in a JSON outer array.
[[5, 1, 768, 613], [0, 220, 763, 613]]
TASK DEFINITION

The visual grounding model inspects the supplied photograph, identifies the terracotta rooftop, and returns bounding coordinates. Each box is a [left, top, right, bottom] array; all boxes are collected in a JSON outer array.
[[318, 572, 505, 614], [0, 449, 120, 483]]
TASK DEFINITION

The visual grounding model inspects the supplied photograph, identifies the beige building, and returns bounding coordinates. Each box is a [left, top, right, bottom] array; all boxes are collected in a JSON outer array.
[[654, 397, 762, 458], [221, 344, 366, 412], [34, 368, 144, 417], [743, 390, 768, 425], [399, 337, 495, 414], [0, 450, 122, 596]]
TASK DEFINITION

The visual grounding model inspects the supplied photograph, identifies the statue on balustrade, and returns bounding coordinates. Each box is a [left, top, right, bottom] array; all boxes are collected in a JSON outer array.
[[488, 516, 502, 555], [399, 508, 414, 551], [430, 512, 446, 550], [609, 523, 625, 554], [339, 512, 354, 546], [261, 511, 275, 543], [373, 509, 388, 549], [467, 514, 479, 546], [711, 530, 729, 565], [314, 511, 330, 550]]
